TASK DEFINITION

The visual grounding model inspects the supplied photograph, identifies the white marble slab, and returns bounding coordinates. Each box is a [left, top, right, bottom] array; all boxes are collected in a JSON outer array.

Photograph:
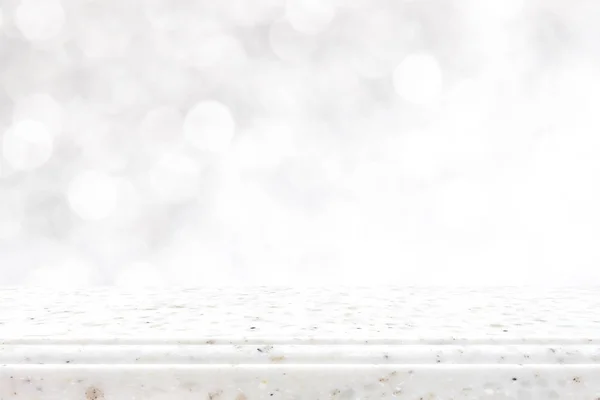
[[1, 288, 599, 399]]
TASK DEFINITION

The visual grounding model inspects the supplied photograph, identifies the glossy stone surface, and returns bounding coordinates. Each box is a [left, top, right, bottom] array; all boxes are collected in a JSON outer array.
[[0, 288, 599, 399]]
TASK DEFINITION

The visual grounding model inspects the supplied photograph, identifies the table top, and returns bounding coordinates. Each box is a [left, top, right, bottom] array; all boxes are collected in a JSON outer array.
[[0, 287, 598, 400], [0, 287, 597, 344]]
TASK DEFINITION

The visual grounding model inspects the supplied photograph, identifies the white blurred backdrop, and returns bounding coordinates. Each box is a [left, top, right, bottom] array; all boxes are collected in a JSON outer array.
[[1, 0, 600, 286]]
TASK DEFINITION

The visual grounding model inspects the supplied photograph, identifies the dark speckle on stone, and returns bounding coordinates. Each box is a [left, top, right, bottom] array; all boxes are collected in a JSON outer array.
[[85, 386, 104, 400]]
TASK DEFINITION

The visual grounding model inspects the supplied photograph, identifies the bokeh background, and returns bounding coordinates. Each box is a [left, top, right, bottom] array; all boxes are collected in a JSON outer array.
[[1, 0, 599, 286]]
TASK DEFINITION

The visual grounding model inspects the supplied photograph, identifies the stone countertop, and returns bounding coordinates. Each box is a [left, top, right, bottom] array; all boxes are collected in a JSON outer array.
[[1, 287, 598, 342], [1, 288, 599, 399]]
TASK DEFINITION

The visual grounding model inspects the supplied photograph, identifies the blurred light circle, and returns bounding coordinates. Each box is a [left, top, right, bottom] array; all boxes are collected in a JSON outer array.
[[14, 93, 64, 135], [67, 170, 118, 221], [393, 52, 443, 106], [74, 14, 132, 59], [149, 152, 201, 202], [139, 105, 183, 143], [352, 51, 394, 79], [286, 0, 335, 34], [189, 34, 245, 69], [192, 35, 229, 68], [183, 100, 235, 152], [464, 0, 524, 21], [269, 19, 317, 62], [15, 0, 65, 42], [2, 120, 54, 171], [111, 178, 143, 226], [233, 119, 296, 169], [225, 0, 283, 27]]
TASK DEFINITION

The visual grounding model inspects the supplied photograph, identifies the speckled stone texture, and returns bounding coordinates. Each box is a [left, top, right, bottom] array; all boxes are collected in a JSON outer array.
[[1, 288, 600, 399]]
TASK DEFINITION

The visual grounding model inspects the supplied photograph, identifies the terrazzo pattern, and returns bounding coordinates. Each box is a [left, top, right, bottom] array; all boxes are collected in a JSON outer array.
[[2, 365, 600, 399], [1, 288, 600, 398], [1, 287, 599, 340]]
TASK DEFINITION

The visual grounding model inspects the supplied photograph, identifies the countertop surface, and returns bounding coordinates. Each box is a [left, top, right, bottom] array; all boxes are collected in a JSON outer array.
[[1, 288, 599, 399], [0, 287, 597, 343]]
